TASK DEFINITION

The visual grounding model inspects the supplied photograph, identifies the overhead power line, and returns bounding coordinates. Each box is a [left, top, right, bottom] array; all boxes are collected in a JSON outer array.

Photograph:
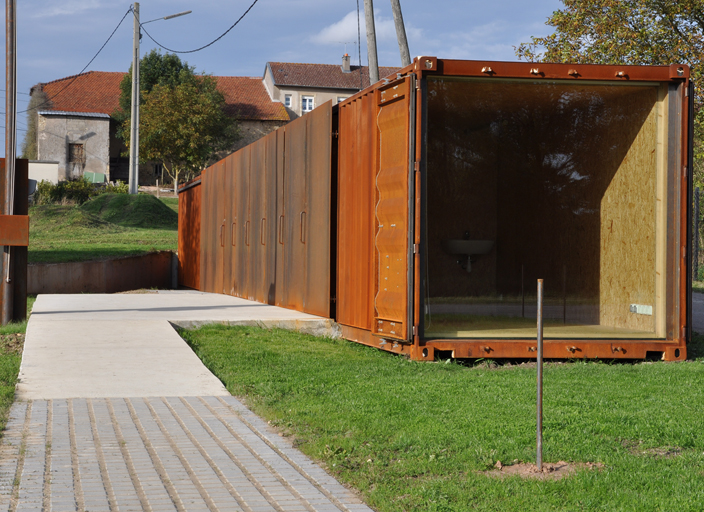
[[19, 8, 131, 114], [139, 0, 260, 54]]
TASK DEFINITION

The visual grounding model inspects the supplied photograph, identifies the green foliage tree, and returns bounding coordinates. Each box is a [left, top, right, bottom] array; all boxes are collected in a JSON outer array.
[[113, 49, 195, 144], [517, 0, 704, 185], [125, 74, 239, 188], [20, 88, 49, 160]]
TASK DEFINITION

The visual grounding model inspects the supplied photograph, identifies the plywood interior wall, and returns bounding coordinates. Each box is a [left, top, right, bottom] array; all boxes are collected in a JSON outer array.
[[599, 87, 659, 332]]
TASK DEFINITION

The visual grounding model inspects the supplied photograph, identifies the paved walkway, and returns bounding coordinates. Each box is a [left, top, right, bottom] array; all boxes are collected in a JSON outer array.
[[0, 292, 369, 512]]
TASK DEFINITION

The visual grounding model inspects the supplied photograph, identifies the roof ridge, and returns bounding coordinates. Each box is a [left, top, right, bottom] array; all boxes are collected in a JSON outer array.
[[43, 70, 126, 86]]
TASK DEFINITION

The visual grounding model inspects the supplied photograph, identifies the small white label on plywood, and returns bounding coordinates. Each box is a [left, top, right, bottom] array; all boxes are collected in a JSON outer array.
[[629, 304, 653, 316]]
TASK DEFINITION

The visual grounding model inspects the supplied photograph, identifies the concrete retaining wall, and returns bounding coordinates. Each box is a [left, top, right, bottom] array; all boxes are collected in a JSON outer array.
[[28, 251, 177, 294]]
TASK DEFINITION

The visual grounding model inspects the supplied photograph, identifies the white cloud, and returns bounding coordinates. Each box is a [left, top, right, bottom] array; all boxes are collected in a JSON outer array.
[[30, 0, 107, 18], [310, 9, 422, 45]]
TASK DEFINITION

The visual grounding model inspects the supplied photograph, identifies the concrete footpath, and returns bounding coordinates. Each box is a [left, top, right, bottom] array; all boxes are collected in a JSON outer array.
[[0, 291, 370, 512]]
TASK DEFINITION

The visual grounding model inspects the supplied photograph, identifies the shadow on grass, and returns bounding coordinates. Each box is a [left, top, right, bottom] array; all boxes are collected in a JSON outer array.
[[28, 247, 167, 264]]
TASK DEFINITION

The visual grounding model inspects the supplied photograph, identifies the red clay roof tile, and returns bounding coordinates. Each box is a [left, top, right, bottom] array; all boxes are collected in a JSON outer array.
[[36, 71, 288, 122], [268, 62, 400, 90]]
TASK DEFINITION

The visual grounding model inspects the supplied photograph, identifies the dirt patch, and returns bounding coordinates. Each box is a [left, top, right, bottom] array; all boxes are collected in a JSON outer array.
[[484, 460, 603, 480], [621, 439, 681, 458], [641, 447, 681, 457], [0, 334, 24, 355], [115, 289, 159, 294]]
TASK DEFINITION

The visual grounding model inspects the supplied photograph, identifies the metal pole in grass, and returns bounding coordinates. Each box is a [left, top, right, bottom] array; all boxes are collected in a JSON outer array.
[[537, 279, 544, 471]]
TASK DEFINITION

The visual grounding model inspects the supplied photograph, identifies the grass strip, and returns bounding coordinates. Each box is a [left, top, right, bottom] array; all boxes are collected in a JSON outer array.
[[182, 325, 704, 511], [0, 296, 36, 434]]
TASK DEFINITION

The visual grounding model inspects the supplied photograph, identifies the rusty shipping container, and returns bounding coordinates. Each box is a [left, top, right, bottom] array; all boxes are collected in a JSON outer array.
[[179, 57, 693, 361]]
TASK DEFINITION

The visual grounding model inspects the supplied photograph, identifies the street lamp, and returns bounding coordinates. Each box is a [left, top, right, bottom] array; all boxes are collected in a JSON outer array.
[[128, 3, 192, 195]]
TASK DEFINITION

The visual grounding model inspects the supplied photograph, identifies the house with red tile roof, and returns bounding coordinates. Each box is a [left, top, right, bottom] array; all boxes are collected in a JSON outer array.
[[27, 59, 399, 185], [263, 56, 400, 117], [29, 71, 289, 184]]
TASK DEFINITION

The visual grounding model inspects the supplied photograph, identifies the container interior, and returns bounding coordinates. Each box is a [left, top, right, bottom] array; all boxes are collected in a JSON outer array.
[[423, 77, 669, 339]]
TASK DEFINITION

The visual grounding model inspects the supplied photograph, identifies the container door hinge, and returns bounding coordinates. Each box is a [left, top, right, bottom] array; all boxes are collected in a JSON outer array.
[[413, 243, 419, 254], [332, 131, 339, 138], [684, 165, 688, 178], [412, 325, 417, 336], [686, 86, 689, 97], [414, 161, 420, 172]]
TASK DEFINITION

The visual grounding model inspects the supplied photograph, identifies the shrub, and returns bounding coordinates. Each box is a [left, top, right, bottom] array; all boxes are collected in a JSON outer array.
[[33, 178, 128, 205]]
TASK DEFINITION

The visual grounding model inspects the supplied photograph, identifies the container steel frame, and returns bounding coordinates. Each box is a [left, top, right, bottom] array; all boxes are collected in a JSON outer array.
[[179, 57, 692, 362]]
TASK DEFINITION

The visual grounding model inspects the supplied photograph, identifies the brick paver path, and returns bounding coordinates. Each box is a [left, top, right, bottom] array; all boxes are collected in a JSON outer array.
[[0, 396, 371, 512]]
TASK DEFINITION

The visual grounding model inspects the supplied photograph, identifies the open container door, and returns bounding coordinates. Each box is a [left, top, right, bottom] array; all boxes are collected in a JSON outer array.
[[372, 76, 416, 341]]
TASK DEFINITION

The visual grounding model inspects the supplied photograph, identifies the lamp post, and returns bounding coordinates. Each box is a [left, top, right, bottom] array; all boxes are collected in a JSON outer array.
[[128, 4, 191, 195]]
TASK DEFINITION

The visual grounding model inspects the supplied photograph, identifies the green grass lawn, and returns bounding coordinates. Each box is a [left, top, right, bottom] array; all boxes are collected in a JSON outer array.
[[29, 194, 178, 263], [0, 296, 35, 434], [182, 325, 704, 511]]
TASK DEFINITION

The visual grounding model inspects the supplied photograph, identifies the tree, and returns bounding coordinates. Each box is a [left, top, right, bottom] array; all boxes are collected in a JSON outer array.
[[125, 74, 239, 188], [20, 88, 49, 160], [517, 0, 704, 184], [113, 49, 195, 144]]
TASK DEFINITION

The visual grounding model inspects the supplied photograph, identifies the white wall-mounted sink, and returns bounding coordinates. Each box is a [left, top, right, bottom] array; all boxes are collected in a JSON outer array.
[[441, 239, 494, 255]]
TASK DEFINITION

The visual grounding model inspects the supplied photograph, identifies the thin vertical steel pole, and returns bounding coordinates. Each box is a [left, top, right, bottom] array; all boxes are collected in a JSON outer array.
[[2, 0, 17, 325], [536, 279, 544, 471], [695, 187, 700, 280]]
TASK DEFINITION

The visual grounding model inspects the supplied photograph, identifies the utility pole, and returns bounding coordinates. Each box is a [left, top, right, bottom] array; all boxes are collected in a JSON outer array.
[[128, 2, 140, 195], [363, 0, 379, 84], [127, 5, 190, 195], [3, 0, 17, 324], [389, 0, 411, 66]]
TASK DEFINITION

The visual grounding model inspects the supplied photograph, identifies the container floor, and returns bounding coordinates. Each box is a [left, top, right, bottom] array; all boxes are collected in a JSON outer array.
[[423, 314, 661, 339]]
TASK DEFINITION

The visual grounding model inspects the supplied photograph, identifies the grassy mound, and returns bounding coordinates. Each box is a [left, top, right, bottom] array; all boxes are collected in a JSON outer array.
[[29, 196, 178, 263], [30, 205, 124, 233], [79, 193, 178, 229]]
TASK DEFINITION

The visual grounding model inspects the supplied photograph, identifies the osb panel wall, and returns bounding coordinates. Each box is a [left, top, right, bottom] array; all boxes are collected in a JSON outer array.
[[599, 87, 659, 332]]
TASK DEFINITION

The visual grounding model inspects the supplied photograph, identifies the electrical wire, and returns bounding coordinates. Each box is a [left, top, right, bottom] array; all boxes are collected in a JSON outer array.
[[139, 0, 260, 54], [18, 8, 132, 114]]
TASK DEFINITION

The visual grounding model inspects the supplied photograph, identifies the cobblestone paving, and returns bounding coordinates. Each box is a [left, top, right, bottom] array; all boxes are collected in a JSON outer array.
[[0, 396, 372, 512]]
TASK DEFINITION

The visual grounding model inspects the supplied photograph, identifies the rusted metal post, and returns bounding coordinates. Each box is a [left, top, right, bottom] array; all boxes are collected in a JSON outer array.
[[3, 0, 17, 325], [363, 0, 379, 83], [695, 187, 700, 280], [536, 279, 544, 471]]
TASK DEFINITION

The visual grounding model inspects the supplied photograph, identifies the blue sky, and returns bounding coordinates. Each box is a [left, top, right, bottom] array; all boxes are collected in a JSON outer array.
[[1, 0, 563, 155]]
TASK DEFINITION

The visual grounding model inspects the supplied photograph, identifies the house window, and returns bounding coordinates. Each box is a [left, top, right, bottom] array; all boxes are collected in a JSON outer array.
[[302, 96, 314, 113], [68, 143, 85, 165], [284, 94, 292, 108]]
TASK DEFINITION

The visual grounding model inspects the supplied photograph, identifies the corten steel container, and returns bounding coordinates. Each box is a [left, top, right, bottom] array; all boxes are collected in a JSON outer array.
[[179, 57, 693, 362]]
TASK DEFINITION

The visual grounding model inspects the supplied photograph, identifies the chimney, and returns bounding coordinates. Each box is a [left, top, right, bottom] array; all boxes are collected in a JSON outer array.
[[341, 53, 351, 73]]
